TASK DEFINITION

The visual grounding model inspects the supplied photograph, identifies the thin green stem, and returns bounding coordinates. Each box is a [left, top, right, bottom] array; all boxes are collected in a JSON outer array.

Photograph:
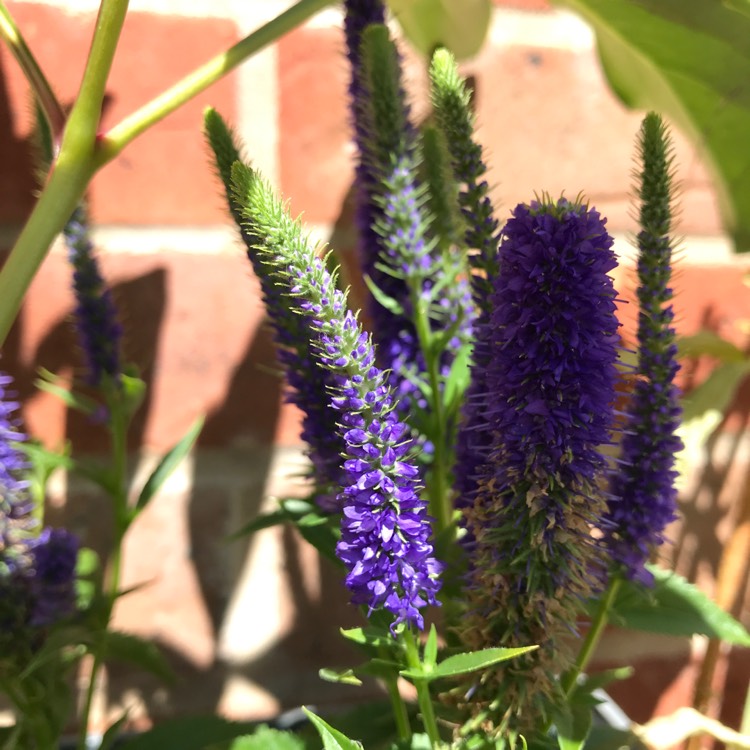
[[62, 0, 129, 155], [77, 399, 130, 749], [96, 0, 334, 165], [412, 296, 451, 539], [561, 577, 621, 697], [384, 675, 412, 742], [0, 160, 93, 346], [0, 0, 129, 348], [0, 1, 65, 135], [403, 630, 441, 747]]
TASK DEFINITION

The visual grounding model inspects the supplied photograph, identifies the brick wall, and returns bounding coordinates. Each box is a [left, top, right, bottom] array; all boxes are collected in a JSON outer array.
[[1, 0, 748, 734]]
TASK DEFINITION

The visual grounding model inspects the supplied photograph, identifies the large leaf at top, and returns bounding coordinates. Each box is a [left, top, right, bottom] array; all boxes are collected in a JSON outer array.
[[387, 0, 491, 60], [552, 0, 750, 252]]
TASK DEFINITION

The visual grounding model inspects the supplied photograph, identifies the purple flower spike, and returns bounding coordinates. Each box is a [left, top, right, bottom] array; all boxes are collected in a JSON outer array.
[[64, 206, 123, 387], [27, 528, 79, 627], [459, 197, 621, 729], [235, 165, 443, 631], [604, 113, 683, 581]]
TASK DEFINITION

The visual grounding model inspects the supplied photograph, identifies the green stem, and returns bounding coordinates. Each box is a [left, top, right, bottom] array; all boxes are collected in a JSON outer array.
[[0, 1, 65, 135], [76, 400, 130, 749], [96, 0, 334, 165], [62, 0, 129, 154], [412, 297, 451, 539], [561, 577, 621, 697], [384, 675, 412, 742], [403, 630, 441, 747], [0, 160, 93, 346], [0, 0, 129, 348]]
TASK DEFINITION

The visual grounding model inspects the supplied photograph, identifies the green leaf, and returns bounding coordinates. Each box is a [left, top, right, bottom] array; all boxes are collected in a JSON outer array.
[[552, 0, 750, 252], [364, 274, 405, 317], [117, 716, 258, 750], [681, 361, 750, 421], [135, 416, 204, 513], [583, 726, 641, 750], [229, 725, 305, 750], [387, 0, 492, 60], [610, 566, 750, 645], [119, 373, 147, 420], [576, 666, 634, 693], [340, 626, 396, 652], [423, 624, 438, 668], [319, 667, 363, 686], [555, 702, 593, 750], [400, 645, 537, 681], [303, 708, 364, 750], [99, 712, 131, 750], [678, 331, 747, 363], [100, 631, 174, 684], [35, 369, 98, 415]]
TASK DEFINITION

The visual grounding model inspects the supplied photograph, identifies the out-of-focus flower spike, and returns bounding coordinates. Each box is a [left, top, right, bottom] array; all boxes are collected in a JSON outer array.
[[420, 124, 464, 253], [429, 47, 500, 300], [604, 112, 683, 582], [460, 197, 621, 731], [205, 109, 345, 510], [64, 205, 123, 388], [231, 162, 443, 631]]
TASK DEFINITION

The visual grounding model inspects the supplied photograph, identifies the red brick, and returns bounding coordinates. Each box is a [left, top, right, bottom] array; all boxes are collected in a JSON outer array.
[[0, 4, 238, 225], [3, 246, 305, 452], [278, 25, 352, 224], [463, 44, 722, 236]]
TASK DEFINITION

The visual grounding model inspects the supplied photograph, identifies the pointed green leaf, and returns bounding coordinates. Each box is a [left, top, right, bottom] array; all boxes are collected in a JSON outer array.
[[35, 370, 98, 415], [319, 667, 363, 686], [135, 416, 204, 513], [577, 667, 634, 693], [303, 708, 364, 750], [555, 701, 593, 750], [100, 631, 174, 684], [340, 626, 396, 651], [678, 331, 747, 363], [681, 361, 750, 421], [401, 645, 537, 681], [117, 716, 258, 750], [553, 0, 750, 253], [423, 624, 438, 668], [610, 566, 750, 645], [364, 274, 405, 316], [229, 725, 305, 750], [99, 712, 131, 750]]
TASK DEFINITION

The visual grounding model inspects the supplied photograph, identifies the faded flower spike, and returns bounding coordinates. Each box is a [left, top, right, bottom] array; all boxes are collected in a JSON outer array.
[[205, 109, 345, 510], [231, 162, 443, 631], [27, 527, 79, 627], [605, 113, 682, 582], [64, 206, 123, 387], [460, 197, 620, 729]]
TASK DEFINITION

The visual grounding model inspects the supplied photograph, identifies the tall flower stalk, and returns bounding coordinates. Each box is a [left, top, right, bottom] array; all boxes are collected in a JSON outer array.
[[430, 49, 500, 518], [604, 112, 683, 581], [458, 197, 620, 732], [63, 205, 123, 389], [205, 109, 345, 510], [231, 161, 443, 632]]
